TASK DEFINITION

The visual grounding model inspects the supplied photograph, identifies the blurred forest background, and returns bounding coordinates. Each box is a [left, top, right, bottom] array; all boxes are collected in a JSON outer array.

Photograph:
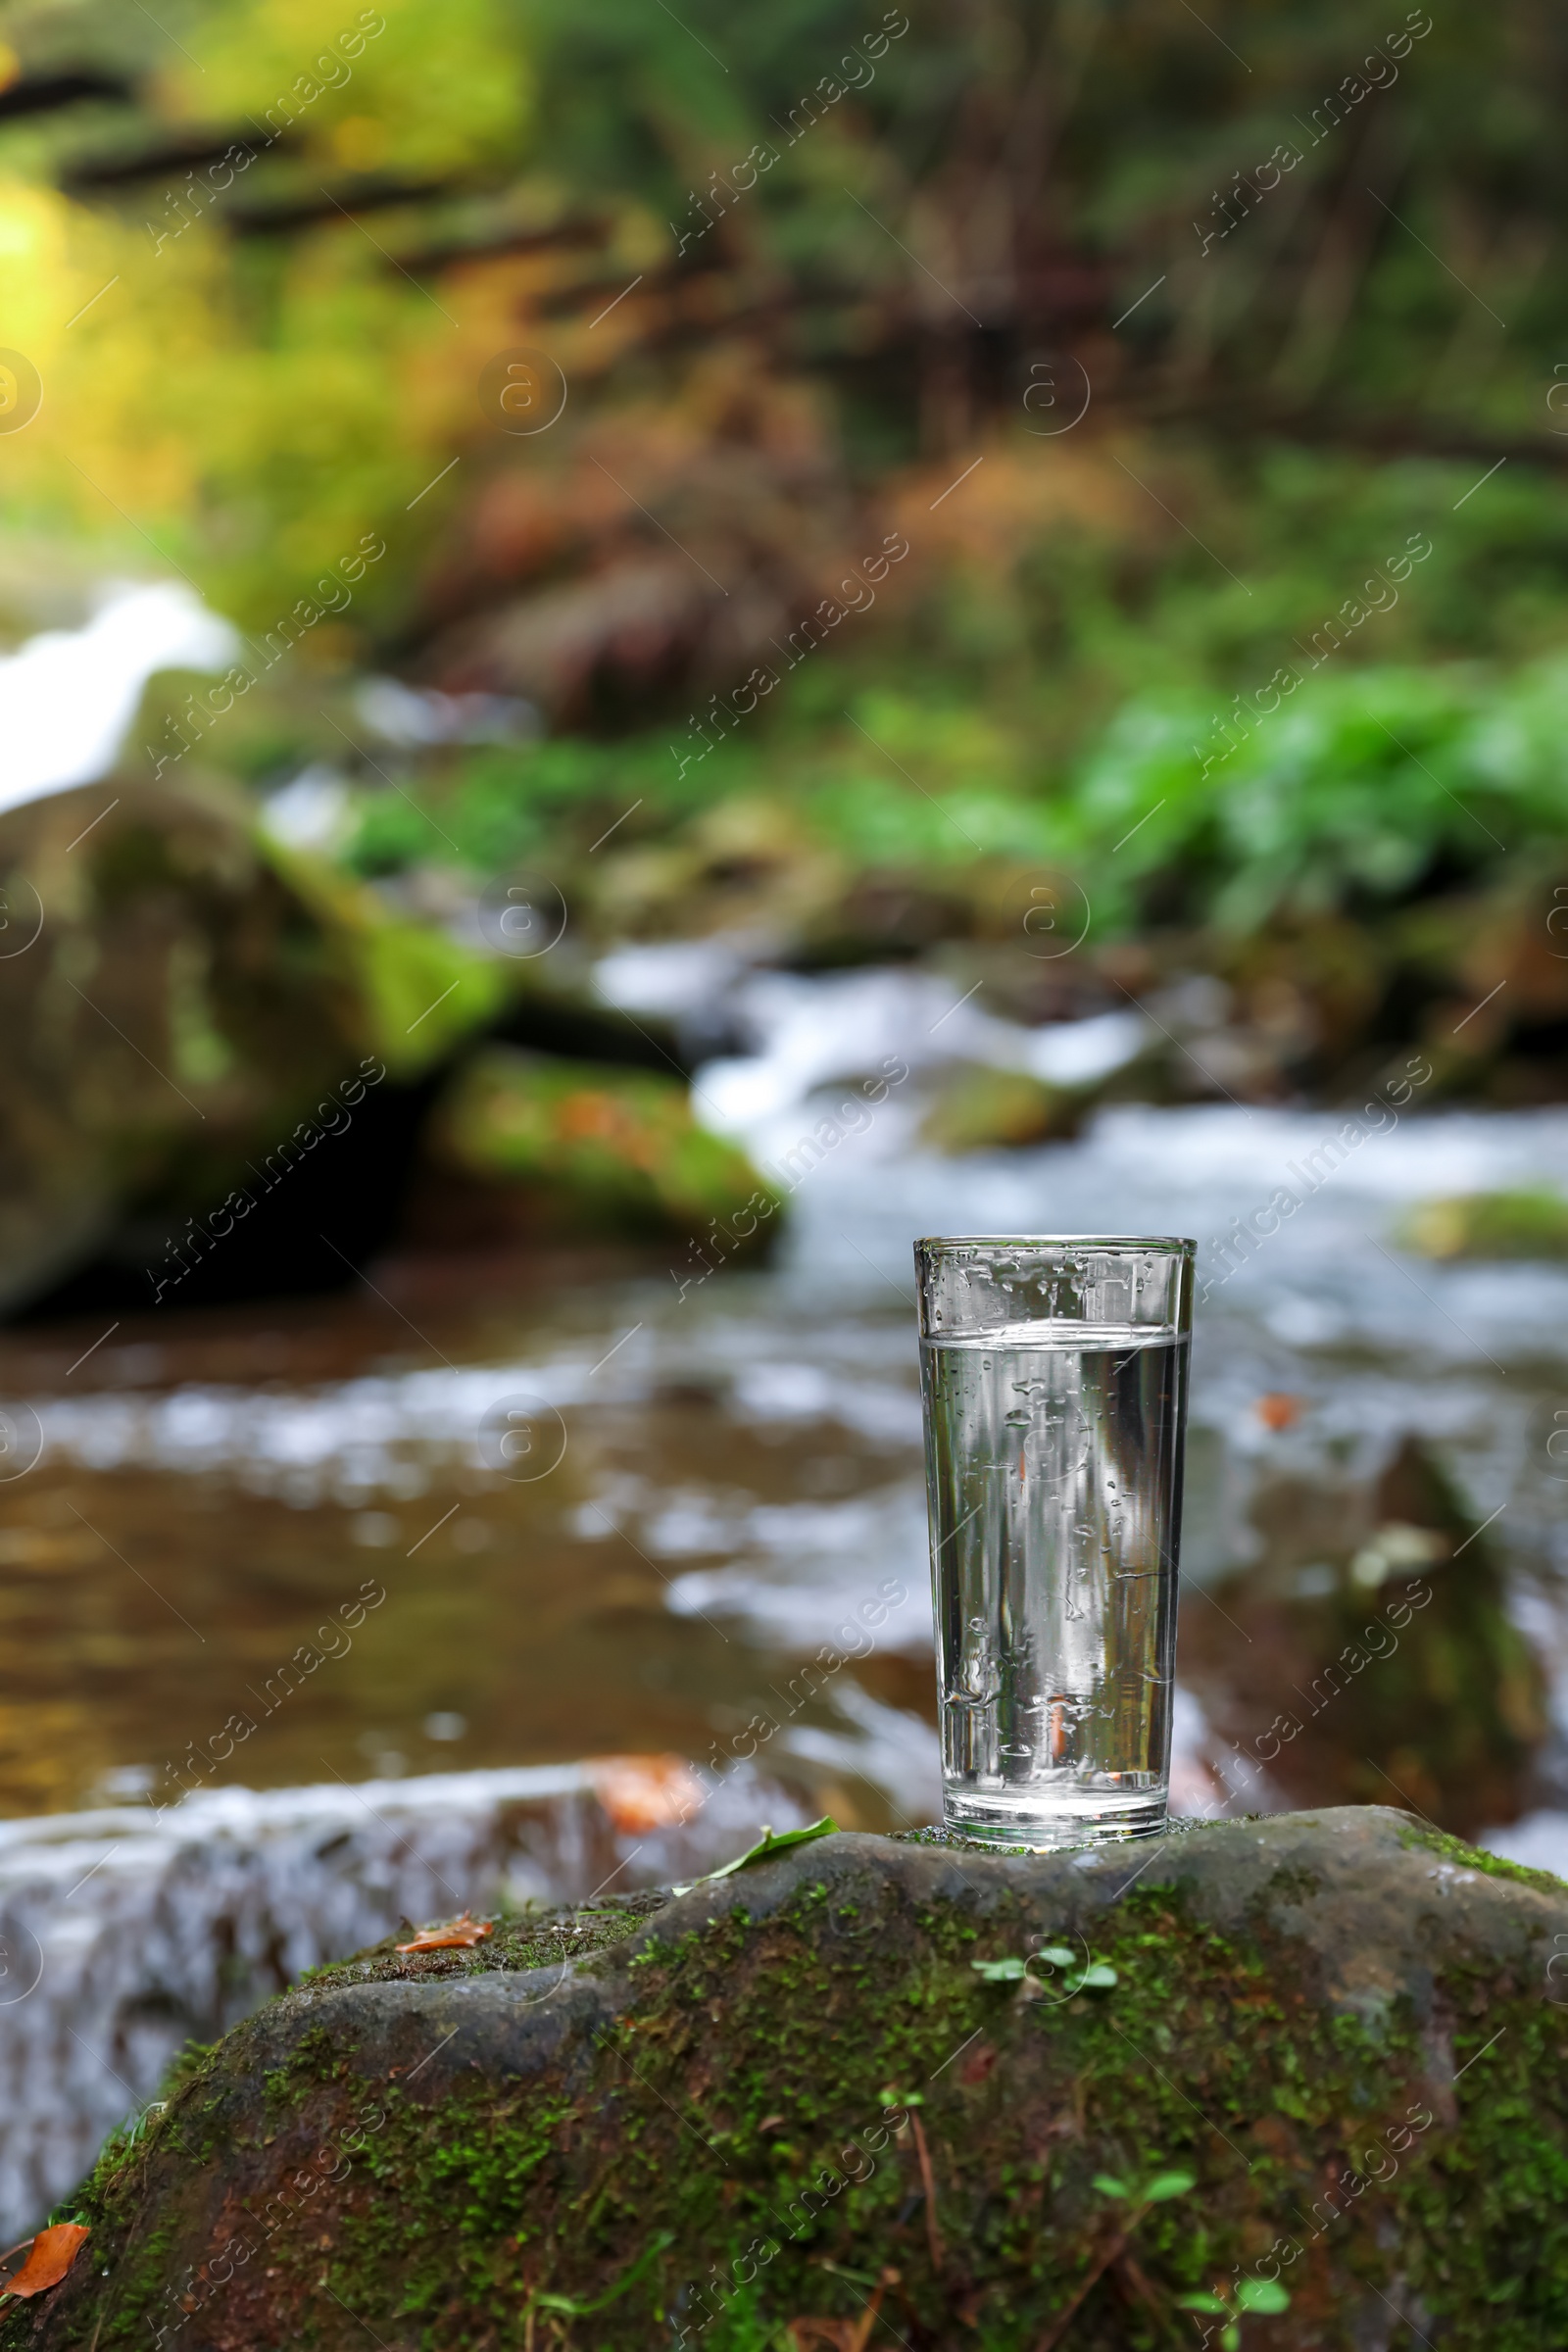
[[2, 0, 1568, 1306]]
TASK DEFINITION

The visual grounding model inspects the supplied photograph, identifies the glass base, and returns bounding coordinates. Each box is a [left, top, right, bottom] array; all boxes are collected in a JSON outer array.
[[943, 1786, 1168, 1851]]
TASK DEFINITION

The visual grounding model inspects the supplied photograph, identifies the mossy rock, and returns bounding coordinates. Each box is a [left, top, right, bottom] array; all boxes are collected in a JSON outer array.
[[0, 773, 515, 1308], [917, 1065, 1087, 1153], [1180, 1437, 1547, 1836], [0, 779, 377, 1311], [19, 1808, 1568, 2350], [423, 1043, 781, 1246], [1396, 1188, 1568, 1261], [264, 837, 508, 1083]]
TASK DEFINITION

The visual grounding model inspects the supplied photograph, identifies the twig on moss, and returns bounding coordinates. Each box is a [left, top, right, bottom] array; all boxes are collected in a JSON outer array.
[[855, 2266, 901, 2352], [908, 2112, 946, 2276], [1032, 2226, 1131, 2351], [1113, 2249, 1162, 2312]]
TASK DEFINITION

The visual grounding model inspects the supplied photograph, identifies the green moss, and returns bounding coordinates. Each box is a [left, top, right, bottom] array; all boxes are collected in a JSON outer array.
[[1396, 1819, 1568, 1895], [263, 839, 507, 1080], [294, 1890, 667, 1995], [155, 2037, 221, 2106]]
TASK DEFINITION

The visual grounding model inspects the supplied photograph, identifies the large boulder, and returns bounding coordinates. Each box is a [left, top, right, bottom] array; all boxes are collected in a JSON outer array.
[[0, 777, 503, 1312], [12, 1807, 1568, 2349]]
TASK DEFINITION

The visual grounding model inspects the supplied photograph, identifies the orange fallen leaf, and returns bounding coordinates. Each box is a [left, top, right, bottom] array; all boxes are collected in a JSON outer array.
[[1255, 1393, 1301, 1432], [1, 2224, 90, 2298], [587, 1753, 705, 1834], [396, 1912, 493, 1953]]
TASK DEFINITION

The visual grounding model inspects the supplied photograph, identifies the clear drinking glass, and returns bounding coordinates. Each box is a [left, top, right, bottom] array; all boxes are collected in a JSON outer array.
[[915, 1235, 1195, 1848]]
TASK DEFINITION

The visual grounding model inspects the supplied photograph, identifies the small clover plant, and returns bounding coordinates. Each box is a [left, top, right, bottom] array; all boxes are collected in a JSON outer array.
[[1093, 2166, 1196, 2206], [1177, 2276, 1292, 2348], [970, 1944, 1118, 1993]]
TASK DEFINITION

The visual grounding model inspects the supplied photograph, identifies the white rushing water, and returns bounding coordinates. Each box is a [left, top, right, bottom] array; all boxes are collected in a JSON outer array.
[[0, 1761, 806, 2239], [0, 582, 238, 816]]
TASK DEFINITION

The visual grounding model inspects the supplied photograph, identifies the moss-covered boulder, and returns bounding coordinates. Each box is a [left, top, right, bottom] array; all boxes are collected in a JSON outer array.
[[917, 1064, 1086, 1152], [16, 1808, 1568, 2350], [1396, 1188, 1568, 1261], [0, 776, 506, 1310], [420, 1043, 780, 1248]]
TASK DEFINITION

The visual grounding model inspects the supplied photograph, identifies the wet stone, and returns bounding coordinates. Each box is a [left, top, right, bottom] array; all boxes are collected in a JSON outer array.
[[12, 1807, 1568, 2351]]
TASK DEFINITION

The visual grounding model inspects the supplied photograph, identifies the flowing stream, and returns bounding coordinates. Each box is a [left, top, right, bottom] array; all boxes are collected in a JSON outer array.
[[2, 968, 1568, 2231]]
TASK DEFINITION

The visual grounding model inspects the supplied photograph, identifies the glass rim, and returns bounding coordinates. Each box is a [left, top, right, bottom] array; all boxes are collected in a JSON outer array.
[[915, 1233, 1196, 1253]]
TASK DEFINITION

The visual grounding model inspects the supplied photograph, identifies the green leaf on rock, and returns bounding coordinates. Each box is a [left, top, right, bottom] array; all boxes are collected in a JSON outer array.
[[674, 1818, 838, 1893], [1092, 2174, 1132, 2199], [971, 1956, 1029, 1982], [1142, 2170, 1196, 2201], [1176, 2292, 1228, 2313]]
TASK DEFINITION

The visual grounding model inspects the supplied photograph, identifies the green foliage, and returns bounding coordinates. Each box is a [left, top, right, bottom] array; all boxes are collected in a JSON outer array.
[[1060, 655, 1568, 931], [6, 0, 1568, 643], [343, 732, 711, 881], [334, 648, 1568, 948], [2, 0, 1568, 1068], [190, 0, 531, 181]]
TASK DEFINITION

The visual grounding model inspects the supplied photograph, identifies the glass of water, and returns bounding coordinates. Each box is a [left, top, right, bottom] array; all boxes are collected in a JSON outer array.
[[915, 1235, 1195, 1848]]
